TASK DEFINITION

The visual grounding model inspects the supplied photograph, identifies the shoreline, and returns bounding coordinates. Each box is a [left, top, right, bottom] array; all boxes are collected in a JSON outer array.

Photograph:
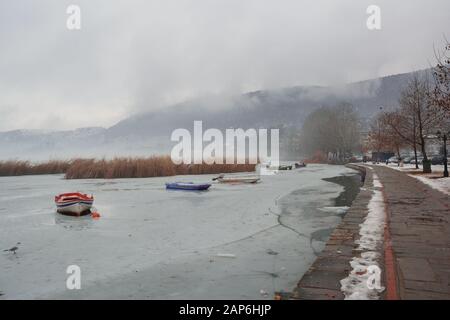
[[291, 163, 450, 300], [290, 164, 374, 299]]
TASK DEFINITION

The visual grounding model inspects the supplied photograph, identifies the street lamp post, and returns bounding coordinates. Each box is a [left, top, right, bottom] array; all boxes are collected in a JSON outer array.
[[437, 130, 449, 178]]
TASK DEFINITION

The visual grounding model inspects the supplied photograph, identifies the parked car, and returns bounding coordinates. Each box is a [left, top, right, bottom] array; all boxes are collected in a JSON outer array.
[[411, 156, 424, 165], [387, 156, 399, 164], [431, 155, 445, 165], [351, 155, 364, 163], [402, 156, 412, 164]]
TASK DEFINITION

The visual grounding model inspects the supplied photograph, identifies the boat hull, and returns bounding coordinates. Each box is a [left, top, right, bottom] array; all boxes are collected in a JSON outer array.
[[216, 176, 260, 184], [213, 174, 260, 183], [55, 192, 94, 216], [56, 202, 93, 216], [166, 182, 211, 191]]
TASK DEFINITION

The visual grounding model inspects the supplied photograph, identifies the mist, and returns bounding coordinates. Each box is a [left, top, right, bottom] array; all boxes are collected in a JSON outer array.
[[0, 0, 449, 131]]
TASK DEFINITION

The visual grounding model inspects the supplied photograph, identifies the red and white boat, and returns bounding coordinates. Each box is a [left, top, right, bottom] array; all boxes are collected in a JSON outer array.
[[55, 192, 94, 216]]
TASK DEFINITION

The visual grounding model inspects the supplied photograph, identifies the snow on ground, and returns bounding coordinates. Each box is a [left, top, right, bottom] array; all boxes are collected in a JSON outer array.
[[383, 163, 450, 196], [413, 175, 450, 196], [340, 172, 386, 300], [318, 206, 349, 214]]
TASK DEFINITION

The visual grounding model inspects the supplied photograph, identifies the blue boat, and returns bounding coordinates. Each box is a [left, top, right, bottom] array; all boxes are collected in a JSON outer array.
[[165, 182, 211, 191]]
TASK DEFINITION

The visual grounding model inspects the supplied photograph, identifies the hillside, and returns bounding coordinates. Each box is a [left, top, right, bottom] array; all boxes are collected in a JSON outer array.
[[0, 69, 429, 160]]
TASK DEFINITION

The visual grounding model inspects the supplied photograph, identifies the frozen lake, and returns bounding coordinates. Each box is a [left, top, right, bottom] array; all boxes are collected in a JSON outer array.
[[0, 164, 360, 299]]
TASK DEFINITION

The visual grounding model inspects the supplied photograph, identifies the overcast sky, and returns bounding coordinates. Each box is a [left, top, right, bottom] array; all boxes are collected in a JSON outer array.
[[0, 0, 449, 131]]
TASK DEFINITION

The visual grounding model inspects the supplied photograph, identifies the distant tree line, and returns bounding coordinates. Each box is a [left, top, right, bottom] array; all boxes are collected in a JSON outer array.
[[300, 103, 361, 163]]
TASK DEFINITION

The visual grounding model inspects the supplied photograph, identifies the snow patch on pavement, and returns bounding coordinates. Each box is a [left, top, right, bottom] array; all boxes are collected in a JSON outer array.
[[372, 178, 382, 188], [410, 175, 450, 196], [384, 164, 450, 196], [340, 173, 386, 300]]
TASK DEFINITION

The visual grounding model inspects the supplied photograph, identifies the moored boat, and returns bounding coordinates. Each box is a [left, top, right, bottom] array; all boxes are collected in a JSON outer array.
[[166, 182, 211, 191], [55, 192, 94, 216], [213, 174, 260, 184]]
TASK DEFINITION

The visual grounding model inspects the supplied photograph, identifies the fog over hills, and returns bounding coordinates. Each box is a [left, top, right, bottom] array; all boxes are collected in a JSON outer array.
[[0, 69, 430, 160]]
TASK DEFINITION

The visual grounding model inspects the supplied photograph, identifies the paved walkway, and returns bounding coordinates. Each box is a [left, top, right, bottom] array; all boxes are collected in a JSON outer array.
[[373, 165, 450, 299], [291, 164, 450, 300]]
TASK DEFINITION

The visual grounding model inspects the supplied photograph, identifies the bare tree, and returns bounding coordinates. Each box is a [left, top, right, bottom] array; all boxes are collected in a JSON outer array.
[[300, 106, 335, 157], [334, 103, 362, 161], [383, 73, 444, 171], [431, 39, 450, 115], [368, 111, 406, 164], [301, 103, 360, 163], [367, 115, 386, 163]]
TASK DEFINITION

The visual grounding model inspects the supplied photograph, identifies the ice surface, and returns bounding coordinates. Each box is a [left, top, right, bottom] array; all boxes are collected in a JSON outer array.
[[0, 164, 358, 299]]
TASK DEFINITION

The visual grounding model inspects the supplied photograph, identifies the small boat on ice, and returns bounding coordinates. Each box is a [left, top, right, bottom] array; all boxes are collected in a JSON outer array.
[[55, 192, 94, 216], [213, 174, 260, 184], [295, 162, 307, 168], [166, 182, 211, 191]]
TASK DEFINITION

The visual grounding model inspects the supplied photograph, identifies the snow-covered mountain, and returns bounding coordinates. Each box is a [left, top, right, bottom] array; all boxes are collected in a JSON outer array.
[[0, 70, 430, 160]]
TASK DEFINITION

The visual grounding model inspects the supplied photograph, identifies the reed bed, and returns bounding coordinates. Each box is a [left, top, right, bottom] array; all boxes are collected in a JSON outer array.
[[0, 157, 256, 179], [0, 160, 70, 176], [64, 156, 256, 179]]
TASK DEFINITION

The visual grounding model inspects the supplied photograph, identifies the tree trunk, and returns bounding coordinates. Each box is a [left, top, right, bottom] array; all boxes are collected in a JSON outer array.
[[420, 136, 427, 160], [396, 146, 401, 167], [417, 105, 428, 161], [413, 114, 419, 169], [413, 143, 418, 169]]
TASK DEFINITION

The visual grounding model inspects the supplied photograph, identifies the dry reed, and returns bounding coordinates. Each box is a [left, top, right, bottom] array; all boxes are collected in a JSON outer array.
[[0, 156, 256, 179], [0, 160, 70, 176]]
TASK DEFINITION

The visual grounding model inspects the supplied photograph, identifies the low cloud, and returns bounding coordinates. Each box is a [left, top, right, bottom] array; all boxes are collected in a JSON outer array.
[[0, 0, 449, 131]]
